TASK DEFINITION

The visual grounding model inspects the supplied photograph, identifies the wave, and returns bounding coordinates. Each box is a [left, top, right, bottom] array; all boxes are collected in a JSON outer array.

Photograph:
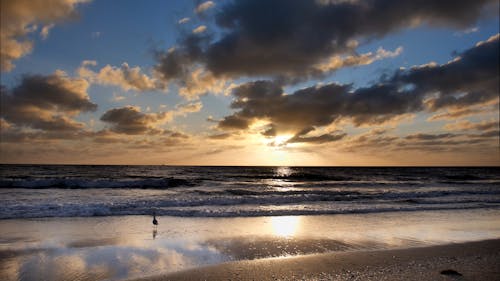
[[220, 188, 500, 200], [0, 178, 193, 189], [1, 166, 499, 219], [1, 187, 499, 219], [1, 201, 499, 219]]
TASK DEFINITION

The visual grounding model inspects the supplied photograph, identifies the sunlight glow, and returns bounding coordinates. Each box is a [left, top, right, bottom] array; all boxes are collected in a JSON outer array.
[[266, 135, 293, 147], [273, 135, 292, 146], [270, 216, 301, 237]]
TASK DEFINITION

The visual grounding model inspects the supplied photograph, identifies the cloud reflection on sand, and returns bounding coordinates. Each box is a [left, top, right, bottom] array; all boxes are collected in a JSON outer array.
[[1, 239, 225, 281]]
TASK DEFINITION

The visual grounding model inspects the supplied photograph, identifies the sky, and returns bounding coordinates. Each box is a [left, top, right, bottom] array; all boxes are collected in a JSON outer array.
[[0, 0, 499, 166]]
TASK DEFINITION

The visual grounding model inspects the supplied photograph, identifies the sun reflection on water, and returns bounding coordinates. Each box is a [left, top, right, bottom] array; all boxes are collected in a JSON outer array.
[[275, 166, 293, 177], [270, 216, 301, 237]]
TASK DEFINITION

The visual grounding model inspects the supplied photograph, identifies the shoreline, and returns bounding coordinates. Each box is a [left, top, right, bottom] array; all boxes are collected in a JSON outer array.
[[1, 210, 500, 280], [135, 239, 500, 281]]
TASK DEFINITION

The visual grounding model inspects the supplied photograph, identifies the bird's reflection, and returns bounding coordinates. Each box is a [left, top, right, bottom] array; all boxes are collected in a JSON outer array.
[[152, 228, 157, 239]]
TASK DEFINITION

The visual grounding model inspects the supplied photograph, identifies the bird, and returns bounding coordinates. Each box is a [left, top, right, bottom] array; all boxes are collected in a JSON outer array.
[[152, 212, 158, 227]]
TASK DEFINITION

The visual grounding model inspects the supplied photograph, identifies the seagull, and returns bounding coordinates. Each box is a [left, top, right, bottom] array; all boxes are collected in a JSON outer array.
[[152, 212, 158, 228]]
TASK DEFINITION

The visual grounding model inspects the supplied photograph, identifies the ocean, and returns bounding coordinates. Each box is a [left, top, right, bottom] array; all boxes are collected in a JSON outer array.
[[1, 165, 499, 219]]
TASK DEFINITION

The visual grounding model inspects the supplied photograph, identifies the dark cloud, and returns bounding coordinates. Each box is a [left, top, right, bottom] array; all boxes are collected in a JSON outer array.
[[405, 133, 456, 141], [218, 80, 419, 135], [261, 125, 277, 137], [169, 132, 189, 139], [154, 0, 494, 80], [208, 133, 232, 140], [154, 34, 210, 81], [217, 34, 499, 135], [397, 35, 499, 112], [100, 106, 172, 135], [218, 115, 251, 130], [287, 132, 347, 144], [0, 72, 96, 132], [475, 130, 500, 138]]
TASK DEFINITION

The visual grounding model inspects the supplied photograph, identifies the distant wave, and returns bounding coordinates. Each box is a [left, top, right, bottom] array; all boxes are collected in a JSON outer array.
[[0, 178, 193, 189]]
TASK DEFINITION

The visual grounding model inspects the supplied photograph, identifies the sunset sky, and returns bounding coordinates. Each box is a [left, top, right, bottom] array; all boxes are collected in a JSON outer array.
[[0, 0, 499, 166]]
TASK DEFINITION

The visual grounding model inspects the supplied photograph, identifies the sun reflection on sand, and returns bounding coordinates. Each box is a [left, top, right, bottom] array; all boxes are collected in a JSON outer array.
[[270, 216, 301, 237]]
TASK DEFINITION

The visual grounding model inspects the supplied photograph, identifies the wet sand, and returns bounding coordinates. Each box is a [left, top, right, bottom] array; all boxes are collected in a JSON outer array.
[[1, 209, 500, 280], [137, 239, 500, 281]]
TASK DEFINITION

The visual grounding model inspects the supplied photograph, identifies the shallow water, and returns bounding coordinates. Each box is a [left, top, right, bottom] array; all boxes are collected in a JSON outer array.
[[1, 209, 499, 281]]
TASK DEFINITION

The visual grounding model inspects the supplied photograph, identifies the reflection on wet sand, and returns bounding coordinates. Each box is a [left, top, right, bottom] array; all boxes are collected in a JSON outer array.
[[205, 236, 352, 260], [270, 216, 300, 237], [1, 209, 500, 281], [66, 238, 120, 248], [0, 240, 223, 281]]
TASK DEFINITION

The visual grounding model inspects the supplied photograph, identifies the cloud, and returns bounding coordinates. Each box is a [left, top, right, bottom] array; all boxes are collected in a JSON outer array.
[[396, 131, 496, 151], [192, 25, 207, 34], [454, 26, 479, 36], [405, 133, 456, 141], [404, 34, 499, 112], [287, 132, 347, 144], [427, 103, 499, 121], [0, 0, 90, 72], [208, 133, 232, 140], [111, 92, 126, 102], [444, 120, 498, 131], [313, 46, 403, 73], [217, 34, 499, 135], [218, 79, 419, 134], [153, 33, 210, 84], [202, 0, 493, 77], [339, 126, 498, 154], [153, 0, 494, 93], [100, 106, 173, 135], [175, 101, 203, 115], [339, 129, 399, 153], [218, 115, 250, 130], [195, 1, 215, 14], [178, 17, 190, 24], [0, 70, 97, 132], [206, 116, 219, 123], [77, 61, 165, 91], [40, 23, 55, 40], [178, 68, 227, 100]]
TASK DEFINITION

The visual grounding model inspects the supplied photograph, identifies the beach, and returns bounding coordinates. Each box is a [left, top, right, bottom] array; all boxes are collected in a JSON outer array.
[[1, 209, 500, 280], [140, 239, 500, 281], [1, 166, 499, 280]]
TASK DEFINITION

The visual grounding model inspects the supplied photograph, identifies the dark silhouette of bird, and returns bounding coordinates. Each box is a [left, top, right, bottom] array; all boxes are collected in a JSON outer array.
[[152, 212, 158, 227]]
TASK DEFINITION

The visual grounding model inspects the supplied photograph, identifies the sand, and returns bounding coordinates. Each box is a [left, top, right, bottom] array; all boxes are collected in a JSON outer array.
[[1, 211, 500, 280], [136, 239, 500, 281]]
